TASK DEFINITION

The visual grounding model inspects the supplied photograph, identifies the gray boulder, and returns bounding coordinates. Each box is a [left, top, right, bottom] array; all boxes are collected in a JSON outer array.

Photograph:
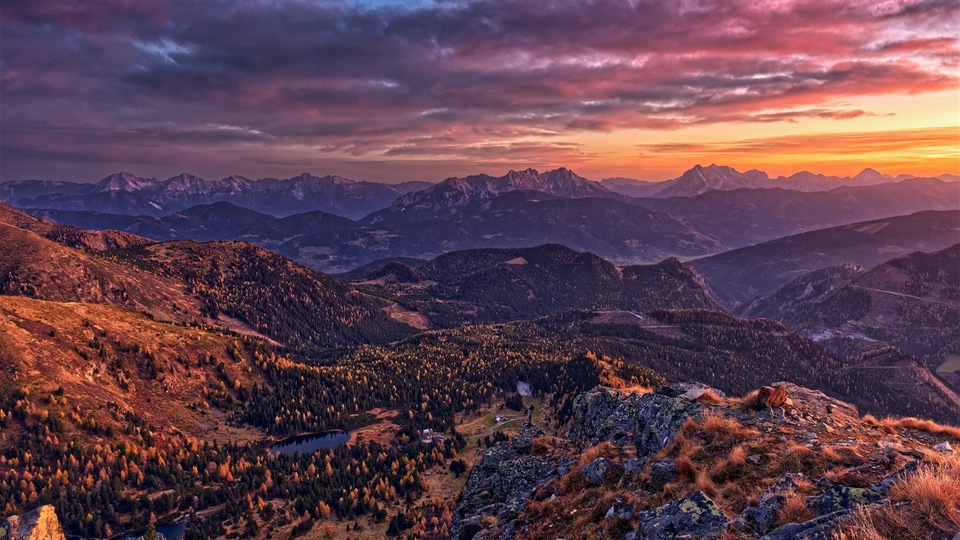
[[565, 386, 703, 458], [761, 508, 857, 540], [631, 490, 727, 540], [511, 422, 544, 455], [582, 457, 620, 486], [741, 473, 803, 534], [648, 459, 677, 491], [805, 486, 882, 516]]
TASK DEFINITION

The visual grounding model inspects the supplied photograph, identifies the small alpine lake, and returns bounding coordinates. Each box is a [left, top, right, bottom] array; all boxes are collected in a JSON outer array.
[[269, 430, 351, 456]]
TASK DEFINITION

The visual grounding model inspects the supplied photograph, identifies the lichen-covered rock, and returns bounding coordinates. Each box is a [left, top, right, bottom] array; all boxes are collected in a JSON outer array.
[[648, 459, 676, 491], [582, 457, 618, 486], [452, 442, 566, 540], [741, 473, 803, 533], [2, 505, 67, 540], [760, 508, 858, 540], [630, 490, 727, 540], [511, 422, 544, 455], [565, 386, 703, 459], [871, 460, 919, 495], [624, 457, 644, 477], [805, 486, 882, 516]]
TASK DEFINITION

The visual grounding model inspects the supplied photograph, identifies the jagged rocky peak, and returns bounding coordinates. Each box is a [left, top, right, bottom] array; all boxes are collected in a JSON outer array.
[[1, 505, 67, 540], [88, 171, 158, 192], [453, 382, 960, 540], [386, 166, 610, 214], [653, 164, 771, 198]]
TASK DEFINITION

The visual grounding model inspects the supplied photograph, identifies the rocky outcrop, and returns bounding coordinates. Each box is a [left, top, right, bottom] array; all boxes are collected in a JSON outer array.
[[452, 442, 569, 540], [510, 422, 544, 454], [565, 385, 703, 458], [453, 380, 956, 540], [1, 505, 67, 540], [628, 490, 727, 540]]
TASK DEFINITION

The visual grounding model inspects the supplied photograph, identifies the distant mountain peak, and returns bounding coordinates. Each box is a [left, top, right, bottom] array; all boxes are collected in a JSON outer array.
[[89, 172, 158, 192], [368, 167, 612, 225], [853, 167, 889, 181], [654, 164, 770, 198]]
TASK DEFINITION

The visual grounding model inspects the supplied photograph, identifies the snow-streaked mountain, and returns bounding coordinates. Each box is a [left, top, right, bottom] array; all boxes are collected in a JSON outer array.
[[364, 167, 614, 225], [652, 164, 770, 198], [86, 172, 160, 193]]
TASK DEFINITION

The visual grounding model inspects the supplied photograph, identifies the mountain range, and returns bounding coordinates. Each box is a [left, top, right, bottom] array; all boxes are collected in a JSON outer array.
[[5, 165, 956, 223], [23, 173, 959, 275], [601, 164, 957, 198], [2, 171, 431, 219]]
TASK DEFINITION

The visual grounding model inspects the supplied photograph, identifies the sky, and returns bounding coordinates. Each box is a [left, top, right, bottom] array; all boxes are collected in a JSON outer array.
[[1, 0, 958, 183]]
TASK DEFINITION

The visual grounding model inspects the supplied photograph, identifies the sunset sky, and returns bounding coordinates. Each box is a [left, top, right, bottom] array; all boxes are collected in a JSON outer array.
[[1, 0, 958, 183]]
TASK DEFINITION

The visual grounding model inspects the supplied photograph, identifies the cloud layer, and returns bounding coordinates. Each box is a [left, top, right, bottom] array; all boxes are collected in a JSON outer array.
[[1, 0, 957, 181]]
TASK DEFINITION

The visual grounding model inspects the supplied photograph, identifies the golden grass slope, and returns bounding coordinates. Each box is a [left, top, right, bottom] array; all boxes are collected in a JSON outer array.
[[0, 222, 202, 322], [0, 295, 265, 448], [0, 203, 150, 251]]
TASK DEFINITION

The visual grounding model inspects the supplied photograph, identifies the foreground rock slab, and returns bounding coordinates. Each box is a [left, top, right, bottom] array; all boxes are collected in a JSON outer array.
[[628, 490, 727, 540]]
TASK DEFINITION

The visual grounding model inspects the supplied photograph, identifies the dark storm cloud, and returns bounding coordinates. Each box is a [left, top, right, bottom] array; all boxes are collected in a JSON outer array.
[[1, 0, 957, 180]]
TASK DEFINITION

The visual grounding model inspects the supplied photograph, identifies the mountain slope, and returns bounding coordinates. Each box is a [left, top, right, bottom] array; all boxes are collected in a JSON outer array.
[[108, 240, 415, 350], [0, 295, 266, 443], [283, 191, 725, 273], [0, 222, 202, 321], [691, 210, 960, 306], [354, 244, 721, 326], [738, 244, 960, 392], [0, 203, 150, 251], [0, 207, 415, 351]]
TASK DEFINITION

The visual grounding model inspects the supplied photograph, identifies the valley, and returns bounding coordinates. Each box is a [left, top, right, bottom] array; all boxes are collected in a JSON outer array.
[[0, 170, 957, 540]]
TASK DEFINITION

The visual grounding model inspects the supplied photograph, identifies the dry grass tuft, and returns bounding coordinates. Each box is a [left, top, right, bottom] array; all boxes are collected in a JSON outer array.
[[834, 455, 960, 539], [737, 389, 762, 411], [693, 390, 727, 406], [862, 415, 960, 439], [727, 445, 747, 465], [887, 417, 960, 440], [610, 384, 653, 394], [889, 455, 960, 531], [696, 409, 759, 444], [579, 441, 617, 466], [776, 494, 814, 525], [694, 468, 718, 497], [530, 436, 563, 456]]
